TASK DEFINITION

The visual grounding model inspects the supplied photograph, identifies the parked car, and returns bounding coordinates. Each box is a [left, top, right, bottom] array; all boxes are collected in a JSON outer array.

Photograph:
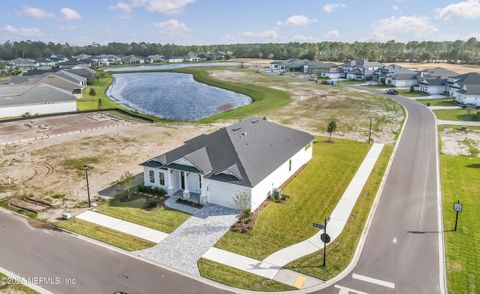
[[308, 75, 318, 82], [385, 89, 398, 95]]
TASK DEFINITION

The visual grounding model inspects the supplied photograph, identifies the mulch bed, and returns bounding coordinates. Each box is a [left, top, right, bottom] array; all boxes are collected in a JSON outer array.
[[230, 199, 271, 233]]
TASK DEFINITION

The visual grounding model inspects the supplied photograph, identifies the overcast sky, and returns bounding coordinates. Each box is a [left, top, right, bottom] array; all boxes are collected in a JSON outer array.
[[1, 0, 480, 45]]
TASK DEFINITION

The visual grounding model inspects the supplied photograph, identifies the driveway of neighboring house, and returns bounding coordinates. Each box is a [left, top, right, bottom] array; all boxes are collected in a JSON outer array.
[[136, 204, 238, 276]]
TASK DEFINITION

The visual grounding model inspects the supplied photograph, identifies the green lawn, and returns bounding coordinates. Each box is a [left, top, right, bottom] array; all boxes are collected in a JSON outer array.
[[417, 98, 457, 107], [365, 84, 395, 88], [337, 79, 365, 86], [440, 155, 480, 294], [434, 109, 480, 121], [215, 137, 371, 260], [96, 195, 191, 233], [0, 272, 39, 294], [198, 259, 296, 292], [397, 88, 430, 97], [286, 145, 393, 280], [57, 218, 155, 251]]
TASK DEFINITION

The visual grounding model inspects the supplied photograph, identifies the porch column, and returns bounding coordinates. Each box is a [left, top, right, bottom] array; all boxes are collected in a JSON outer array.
[[166, 169, 174, 196], [183, 172, 190, 199]]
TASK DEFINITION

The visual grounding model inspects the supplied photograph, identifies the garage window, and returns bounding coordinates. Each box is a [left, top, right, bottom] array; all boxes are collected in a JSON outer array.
[[159, 172, 165, 185], [149, 170, 155, 183]]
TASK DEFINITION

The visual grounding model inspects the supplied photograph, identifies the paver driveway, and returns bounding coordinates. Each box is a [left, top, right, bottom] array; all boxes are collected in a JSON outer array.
[[137, 204, 238, 276]]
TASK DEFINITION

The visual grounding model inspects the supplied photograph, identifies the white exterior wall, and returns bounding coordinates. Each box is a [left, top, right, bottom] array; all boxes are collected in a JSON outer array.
[[420, 84, 445, 95], [249, 142, 313, 211], [322, 72, 341, 79], [204, 178, 251, 209], [455, 93, 480, 105], [0, 101, 77, 118], [143, 167, 168, 190], [392, 79, 417, 88]]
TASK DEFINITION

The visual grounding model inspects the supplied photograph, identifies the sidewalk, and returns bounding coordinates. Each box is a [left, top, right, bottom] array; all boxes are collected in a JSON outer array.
[[76, 211, 168, 243], [437, 119, 480, 126], [428, 106, 461, 110], [202, 143, 385, 286]]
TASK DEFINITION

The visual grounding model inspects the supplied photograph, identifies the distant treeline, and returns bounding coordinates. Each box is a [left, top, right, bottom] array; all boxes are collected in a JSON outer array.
[[1, 39, 480, 64]]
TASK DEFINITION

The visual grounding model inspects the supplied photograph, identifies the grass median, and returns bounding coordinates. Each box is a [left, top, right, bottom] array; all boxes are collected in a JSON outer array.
[[57, 218, 155, 251], [440, 154, 480, 294], [434, 109, 480, 121], [397, 88, 430, 97], [0, 272, 39, 294], [416, 98, 456, 107]]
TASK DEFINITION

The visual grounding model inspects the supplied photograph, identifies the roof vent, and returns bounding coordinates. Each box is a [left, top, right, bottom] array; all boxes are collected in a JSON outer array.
[[241, 132, 247, 137], [232, 127, 241, 131], [251, 119, 260, 124]]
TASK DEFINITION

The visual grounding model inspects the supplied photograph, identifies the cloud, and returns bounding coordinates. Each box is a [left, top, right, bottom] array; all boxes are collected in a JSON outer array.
[[20, 5, 55, 19], [59, 8, 81, 20], [277, 15, 317, 26], [110, 0, 194, 17], [371, 16, 438, 40], [392, 5, 399, 11], [242, 30, 279, 40], [0, 25, 47, 40], [325, 30, 340, 38], [434, 0, 480, 20], [154, 19, 192, 34], [291, 35, 321, 42], [323, 3, 346, 13]]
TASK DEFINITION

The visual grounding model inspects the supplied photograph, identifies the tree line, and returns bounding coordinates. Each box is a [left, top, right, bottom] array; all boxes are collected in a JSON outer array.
[[1, 39, 480, 64]]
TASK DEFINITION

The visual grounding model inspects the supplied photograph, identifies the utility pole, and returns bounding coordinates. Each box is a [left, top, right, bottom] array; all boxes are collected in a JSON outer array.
[[368, 116, 373, 143], [84, 165, 91, 208]]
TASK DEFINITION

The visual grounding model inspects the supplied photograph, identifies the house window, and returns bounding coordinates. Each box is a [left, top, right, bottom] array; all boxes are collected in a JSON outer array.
[[289, 159, 292, 172], [199, 174, 202, 189], [159, 172, 165, 185], [149, 170, 155, 183]]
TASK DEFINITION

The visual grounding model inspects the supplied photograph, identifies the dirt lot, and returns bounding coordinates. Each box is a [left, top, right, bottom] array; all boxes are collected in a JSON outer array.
[[394, 62, 480, 74], [441, 126, 480, 157], [208, 68, 403, 144], [0, 119, 216, 219], [0, 111, 132, 144]]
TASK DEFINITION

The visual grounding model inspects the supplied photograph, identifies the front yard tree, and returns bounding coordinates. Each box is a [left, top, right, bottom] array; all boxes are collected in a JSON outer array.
[[120, 171, 135, 198], [233, 192, 250, 230], [97, 98, 103, 110], [409, 85, 415, 93], [89, 88, 97, 98], [327, 120, 337, 141]]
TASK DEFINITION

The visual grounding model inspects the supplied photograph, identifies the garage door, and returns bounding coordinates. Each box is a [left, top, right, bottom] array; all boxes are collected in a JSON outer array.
[[207, 183, 243, 209]]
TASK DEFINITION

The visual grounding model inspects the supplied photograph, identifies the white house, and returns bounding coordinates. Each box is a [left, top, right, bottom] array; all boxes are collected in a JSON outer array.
[[418, 77, 448, 95], [446, 73, 480, 105], [141, 117, 314, 211], [0, 83, 77, 118], [385, 73, 420, 88], [268, 61, 286, 72], [166, 57, 184, 63]]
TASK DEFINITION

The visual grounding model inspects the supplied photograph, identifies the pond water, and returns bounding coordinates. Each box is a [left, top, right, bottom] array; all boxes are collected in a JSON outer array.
[[104, 62, 242, 72], [107, 72, 252, 121]]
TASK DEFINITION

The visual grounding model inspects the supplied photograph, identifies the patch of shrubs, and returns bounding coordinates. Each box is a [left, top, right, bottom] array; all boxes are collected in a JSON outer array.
[[144, 198, 161, 210], [137, 185, 166, 198]]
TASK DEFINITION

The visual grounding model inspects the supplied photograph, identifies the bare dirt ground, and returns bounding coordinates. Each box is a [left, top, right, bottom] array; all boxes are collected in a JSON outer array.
[[0, 120, 216, 220], [208, 68, 403, 144], [441, 126, 480, 156], [394, 62, 480, 74]]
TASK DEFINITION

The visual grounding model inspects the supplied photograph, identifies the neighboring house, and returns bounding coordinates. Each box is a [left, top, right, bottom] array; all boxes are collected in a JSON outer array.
[[141, 117, 314, 211], [285, 59, 309, 72], [35, 57, 55, 67], [54, 70, 87, 87], [9, 73, 84, 98], [166, 56, 184, 63], [446, 72, 480, 105], [373, 64, 414, 83], [9, 58, 39, 68], [418, 77, 448, 95], [65, 65, 96, 80], [184, 53, 200, 62], [385, 72, 420, 88], [121, 55, 145, 64], [146, 54, 164, 63], [341, 59, 384, 81], [75, 54, 92, 61], [303, 61, 338, 75], [50, 54, 68, 63], [268, 61, 286, 72], [0, 83, 77, 118], [320, 66, 342, 79]]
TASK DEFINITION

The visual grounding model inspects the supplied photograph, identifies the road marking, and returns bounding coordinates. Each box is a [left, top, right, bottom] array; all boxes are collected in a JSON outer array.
[[393, 237, 397, 244], [335, 284, 368, 294], [352, 273, 395, 289], [293, 275, 306, 289]]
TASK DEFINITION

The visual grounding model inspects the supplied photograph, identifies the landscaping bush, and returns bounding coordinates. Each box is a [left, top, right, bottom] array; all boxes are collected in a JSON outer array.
[[320, 80, 330, 85], [138, 185, 166, 198], [409, 85, 415, 93], [144, 198, 159, 209]]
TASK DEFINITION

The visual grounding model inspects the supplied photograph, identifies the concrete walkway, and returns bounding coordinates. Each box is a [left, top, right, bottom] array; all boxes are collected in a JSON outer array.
[[202, 143, 384, 286], [428, 106, 462, 110], [76, 211, 168, 243], [137, 204, 238, 276], [438, 119, 480, 126]]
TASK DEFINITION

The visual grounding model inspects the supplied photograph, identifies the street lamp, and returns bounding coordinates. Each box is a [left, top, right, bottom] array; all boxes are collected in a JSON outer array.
[[83, 164, 91, 208], [368, 116, 373, 143]]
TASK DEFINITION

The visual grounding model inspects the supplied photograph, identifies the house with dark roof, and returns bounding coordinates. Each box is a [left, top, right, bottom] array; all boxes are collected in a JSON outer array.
[[121, 55, 145, 64], [268, 61, 286, 72], [303, 61, 338, 75], [285, 59, 309, 72], [446, 72, 480, 105], [385, 72, 421, 88], [341, 59, 384, 81], [0, 83, 77, 118], [418, 67, 458, 94], [141, 117, 314, 210]]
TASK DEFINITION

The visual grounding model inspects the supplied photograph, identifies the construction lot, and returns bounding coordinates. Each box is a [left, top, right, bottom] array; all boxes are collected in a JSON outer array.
[[0, 111, 132, 144]]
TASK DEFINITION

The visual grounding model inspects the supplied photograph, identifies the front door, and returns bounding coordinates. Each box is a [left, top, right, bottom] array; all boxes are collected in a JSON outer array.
[[180, 171, 185, 190]]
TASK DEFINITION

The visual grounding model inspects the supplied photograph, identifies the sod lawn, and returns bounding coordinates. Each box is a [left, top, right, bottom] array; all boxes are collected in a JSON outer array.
[[397, 88, 430, 97], [0, 272, 39, 294], [440, 154, 480, 294], [57, 218, 155, 251], [96, 194, 191, 234], [434, 109, 480, 121], [215, 137, 372, 260], [417, 98, 457, 107], [198, 258, 296, 292]]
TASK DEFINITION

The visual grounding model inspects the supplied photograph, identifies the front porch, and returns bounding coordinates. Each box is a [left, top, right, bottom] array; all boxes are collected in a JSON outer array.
[[171, 190, 202, 204]]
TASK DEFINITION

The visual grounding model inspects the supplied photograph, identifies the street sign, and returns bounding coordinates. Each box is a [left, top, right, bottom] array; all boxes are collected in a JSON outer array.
[[313, 223, 325, 230], [326, 216, 331, 224], [321, 233, 331, 244], [454, 202, 463, 212]]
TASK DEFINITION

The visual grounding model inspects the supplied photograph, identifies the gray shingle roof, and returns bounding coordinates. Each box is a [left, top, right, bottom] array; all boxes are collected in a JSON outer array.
[[142, 117, 314, 187], [0, 83, 76, 107]]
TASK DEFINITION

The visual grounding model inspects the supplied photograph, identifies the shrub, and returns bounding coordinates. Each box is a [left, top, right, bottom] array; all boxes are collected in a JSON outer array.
[[409, 85, 415, 93], [144, 198, 159, 209], [138, 185, 166, 198], [242, 208, 251, 219]]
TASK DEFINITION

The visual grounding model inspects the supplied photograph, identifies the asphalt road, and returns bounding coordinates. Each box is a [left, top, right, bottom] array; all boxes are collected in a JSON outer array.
[[0, 210, 229, 294], [314, 91, 443, 294]]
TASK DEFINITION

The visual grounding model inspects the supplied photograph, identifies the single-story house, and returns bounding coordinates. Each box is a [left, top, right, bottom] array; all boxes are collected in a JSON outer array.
[[385, 72, 420, 88], [65, 65, 96, 80], [268, 61, 286, 72], [184, 54, 200, 62], [121, 55, 145, 64], [8, 58, 39, 68], [418, 77, 448, 95], [285, 59, 309, 72], [146, 54, 164, 63], [303, 61, 338, 75], [166, 56, 184, 63], [141, 117, 314, 211], [320, 66, 342, 79], [446, 72, 480, 105], [0, 83, 77, 118]]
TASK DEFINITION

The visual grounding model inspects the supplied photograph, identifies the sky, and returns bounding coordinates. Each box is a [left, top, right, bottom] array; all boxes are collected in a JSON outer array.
[[1, 0, 480, 45]]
